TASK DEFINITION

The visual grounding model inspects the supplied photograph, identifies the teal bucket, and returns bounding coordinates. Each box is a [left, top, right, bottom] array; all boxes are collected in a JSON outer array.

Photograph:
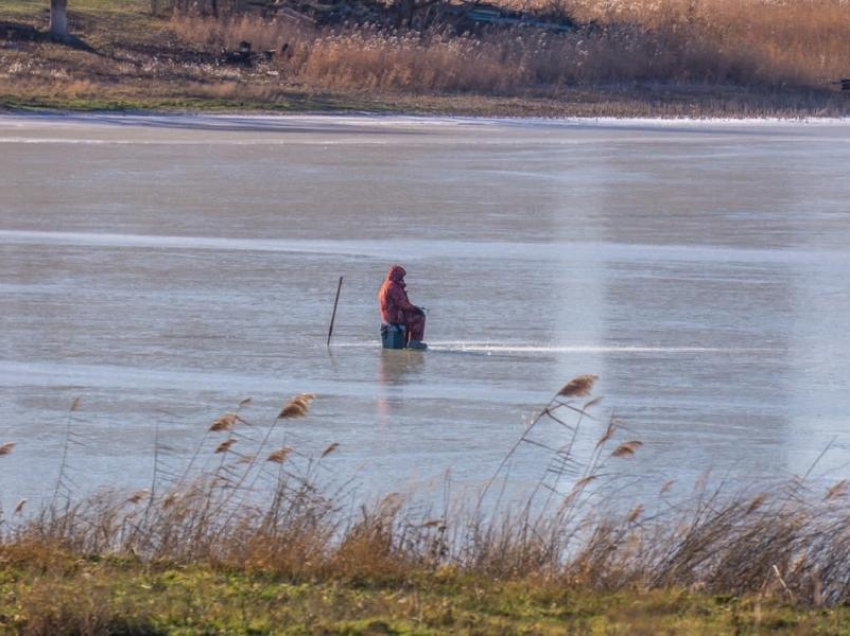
[[380, 324, 406, 349]]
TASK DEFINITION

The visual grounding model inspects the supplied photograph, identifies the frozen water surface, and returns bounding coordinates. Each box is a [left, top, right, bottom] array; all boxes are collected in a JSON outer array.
[[2, 114, 850, 508]]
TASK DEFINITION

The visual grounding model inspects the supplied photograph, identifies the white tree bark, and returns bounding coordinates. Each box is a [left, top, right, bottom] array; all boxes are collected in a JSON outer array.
[[49, 0, 69, 41]]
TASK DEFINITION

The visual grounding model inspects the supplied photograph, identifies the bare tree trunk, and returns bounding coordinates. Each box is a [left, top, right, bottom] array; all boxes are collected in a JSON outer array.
[[49, 0, 69, 41], [151, 0, 158, 15]]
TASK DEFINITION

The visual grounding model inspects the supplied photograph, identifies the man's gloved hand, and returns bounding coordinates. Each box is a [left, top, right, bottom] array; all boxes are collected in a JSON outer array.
[[413, 306, 426, 317]]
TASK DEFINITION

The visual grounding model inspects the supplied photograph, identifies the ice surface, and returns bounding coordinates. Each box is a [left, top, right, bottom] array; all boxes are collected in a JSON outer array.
[[2, 114, 850, 508]]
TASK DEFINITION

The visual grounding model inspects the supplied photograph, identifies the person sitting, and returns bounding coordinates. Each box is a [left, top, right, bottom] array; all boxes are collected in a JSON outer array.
[[378, 265, 427, 350]]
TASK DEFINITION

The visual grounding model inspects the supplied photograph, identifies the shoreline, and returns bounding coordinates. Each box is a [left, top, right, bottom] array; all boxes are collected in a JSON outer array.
[[3, 0, 850, 122], [2, 109, 850, 125]]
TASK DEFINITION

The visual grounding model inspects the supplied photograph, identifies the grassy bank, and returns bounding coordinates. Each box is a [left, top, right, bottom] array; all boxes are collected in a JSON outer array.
[[5, 381, 850, 633], [1, 0, 849, 117], [5, 556, 850, 634]]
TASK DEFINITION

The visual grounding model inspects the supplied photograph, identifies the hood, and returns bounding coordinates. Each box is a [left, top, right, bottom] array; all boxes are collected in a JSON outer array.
[[387, 265, 407, 283]]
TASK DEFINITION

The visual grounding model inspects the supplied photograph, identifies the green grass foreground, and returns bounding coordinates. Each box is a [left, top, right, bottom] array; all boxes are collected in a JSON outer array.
[[2, 552, 849, 635], [2, 0, 850, 117]]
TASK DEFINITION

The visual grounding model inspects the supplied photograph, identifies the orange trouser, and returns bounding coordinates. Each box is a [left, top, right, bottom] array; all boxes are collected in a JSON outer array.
[[402, 312, 426, 342]]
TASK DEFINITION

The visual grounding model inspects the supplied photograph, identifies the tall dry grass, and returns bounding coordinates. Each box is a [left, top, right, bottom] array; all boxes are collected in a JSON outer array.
[[564, 0, 850, 86], [5, 376, 850, 607], [171, 0, 850, 94]]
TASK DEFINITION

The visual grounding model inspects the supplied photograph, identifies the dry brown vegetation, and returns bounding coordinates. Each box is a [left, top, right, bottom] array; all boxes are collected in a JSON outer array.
[[170, 0, 850, 93], [1, 0, 849, 116], [556, 0, 850, 87], [5, 375, 850, 621]]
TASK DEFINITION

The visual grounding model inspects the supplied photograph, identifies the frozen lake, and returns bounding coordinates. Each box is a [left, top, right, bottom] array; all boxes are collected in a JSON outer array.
[[2, 114, 850, 510]]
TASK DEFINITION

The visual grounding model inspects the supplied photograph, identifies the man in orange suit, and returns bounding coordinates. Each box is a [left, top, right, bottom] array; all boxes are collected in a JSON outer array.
[[378, 265, 427, 350]]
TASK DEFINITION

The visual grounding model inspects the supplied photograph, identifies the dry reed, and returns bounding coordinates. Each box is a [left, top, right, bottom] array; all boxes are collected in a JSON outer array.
[[170, 2, 850, 95], [5, 375, 850, 611], [210, 412, 241, 431], [267, 446, 293, 463], [611, 440, 642, 457], [559, 373, 598, 397], [277, 393, 315, 419]]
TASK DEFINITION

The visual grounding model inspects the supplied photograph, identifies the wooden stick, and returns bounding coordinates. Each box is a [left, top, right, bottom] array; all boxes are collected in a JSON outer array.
[[327, 275, 344, 347]]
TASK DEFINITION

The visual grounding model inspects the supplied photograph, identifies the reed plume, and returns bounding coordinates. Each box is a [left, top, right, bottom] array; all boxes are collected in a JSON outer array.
[[210, 413, 242, 432], [559, 374, 598, 398], [277, 394, 316, 419], [611, 441, 643, 458], [214, 438, 237, 454], [267, 447, 293, 464], [320, 442, 339, 458]]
